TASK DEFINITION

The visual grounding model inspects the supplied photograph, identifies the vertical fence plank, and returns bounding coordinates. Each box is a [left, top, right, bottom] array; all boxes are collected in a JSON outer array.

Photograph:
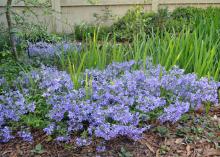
[[152, 0, 159, 12], [51, 0, 62, 33]]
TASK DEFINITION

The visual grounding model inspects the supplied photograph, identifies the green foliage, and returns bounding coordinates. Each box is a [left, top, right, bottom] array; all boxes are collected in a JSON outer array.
[[0, 55, 51, 129], [18, 70, 51, 129], [1, 0, 52, 58], [71, 7, 220, 81], [74, 6, 114, 41], [0, 55, 23, 83], [112, 6, 156, 41], [74, 6, 220, 43], [142, 22, 220, 81], [23, 6, 218, 97], [0, 25, 10, 51], [119, 147, 133, 157], [15, 24, 62, 54], [61, 7, 220, 83], [31, 144, 46, 154], [154, 126, 170, 137], [0, 7, 220, 141], [171, 7, 199, 20], [111, 7, 198, 41], [20, 93, 50, 129], [17, 24, 62, 43], [179, 114, 190, 123], [74, 23, 111, 41]]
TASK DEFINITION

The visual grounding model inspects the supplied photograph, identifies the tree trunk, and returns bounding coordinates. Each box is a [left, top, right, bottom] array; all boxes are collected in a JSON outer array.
[[6, 0, 18, 59]]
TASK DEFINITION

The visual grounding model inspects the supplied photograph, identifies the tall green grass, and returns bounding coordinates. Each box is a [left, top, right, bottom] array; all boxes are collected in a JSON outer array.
[[143, 8, 220, 80], [145, 29, 219, 80], [57, 7, 220, 88]]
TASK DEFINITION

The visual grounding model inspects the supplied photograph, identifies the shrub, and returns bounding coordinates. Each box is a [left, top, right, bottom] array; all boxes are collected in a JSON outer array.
[[0, 56, 23, 83], [74, 7, 220, 42], [171, 7, 200, 20], [111, 7, 153, 41], [0, 25, 9, 51], [74, 23, 111, 41]]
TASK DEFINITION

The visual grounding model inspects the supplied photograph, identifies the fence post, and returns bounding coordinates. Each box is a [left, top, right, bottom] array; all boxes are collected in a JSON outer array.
[[51, 0, 62, 33], [152, 0, 159, 12]]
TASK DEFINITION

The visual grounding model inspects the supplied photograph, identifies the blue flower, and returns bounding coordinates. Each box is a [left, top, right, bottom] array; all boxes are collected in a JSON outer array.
[[96, 145, 106, 152], [1, 59, 219, 145], [0, 127, 14, 143], [18, 131, 33, 142]]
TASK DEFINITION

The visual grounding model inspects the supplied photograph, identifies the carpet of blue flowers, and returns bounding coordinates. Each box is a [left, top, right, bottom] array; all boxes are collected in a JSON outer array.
[[0, 59, 219, 146], [27, 42, 82, 58]]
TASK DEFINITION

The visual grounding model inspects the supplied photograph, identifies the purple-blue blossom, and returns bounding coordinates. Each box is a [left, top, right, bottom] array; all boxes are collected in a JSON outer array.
[[27, 42, 82, 58], [96, 145, 106, 152], [43, 123, 56, 135], [18, 131, 33, 142], [0, 127, 14, 143], [56, 136, 70, 142], [0, 77, 6, 86], [0, 59, 219, 146], [159, 101, 190, 123], [76, 137, 92, 146]]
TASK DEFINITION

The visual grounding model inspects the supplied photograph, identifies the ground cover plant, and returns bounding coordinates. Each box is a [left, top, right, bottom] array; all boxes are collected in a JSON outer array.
[[0, 6, 220, 157], [0, 60, 219, 145]]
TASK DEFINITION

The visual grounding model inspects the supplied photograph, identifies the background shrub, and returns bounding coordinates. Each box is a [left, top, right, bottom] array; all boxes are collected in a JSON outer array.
[[0, 24, 10, 51], [74, 23, 111, 41], [74, 7, 220, 42]]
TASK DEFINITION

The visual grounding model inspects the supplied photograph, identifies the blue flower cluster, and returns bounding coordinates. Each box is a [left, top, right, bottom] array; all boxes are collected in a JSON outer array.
[[0, 60, 219, 145], [0, 89, 35, 142], [18, 130, 33, 142], [27, 42, 82, 58]]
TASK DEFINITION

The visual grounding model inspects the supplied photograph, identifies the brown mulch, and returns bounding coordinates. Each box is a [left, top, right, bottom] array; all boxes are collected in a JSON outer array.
[[0, 107, 220, 157]]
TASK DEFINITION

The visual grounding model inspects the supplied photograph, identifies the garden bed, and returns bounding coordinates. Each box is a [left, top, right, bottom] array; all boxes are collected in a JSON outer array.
[[0, 108, 220, 157], [1, 6, 220, 157], [0, 60, 219, 157]]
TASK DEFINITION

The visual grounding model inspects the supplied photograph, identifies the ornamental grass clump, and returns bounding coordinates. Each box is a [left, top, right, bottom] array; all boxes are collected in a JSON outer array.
[[0, 60, 219, 145]]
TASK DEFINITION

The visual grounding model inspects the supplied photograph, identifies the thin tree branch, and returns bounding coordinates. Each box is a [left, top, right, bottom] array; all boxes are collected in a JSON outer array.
[[6, 0, 18, 59]]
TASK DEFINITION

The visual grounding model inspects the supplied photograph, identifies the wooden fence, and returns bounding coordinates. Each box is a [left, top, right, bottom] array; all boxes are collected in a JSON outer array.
[[0, 0, 219, 33]]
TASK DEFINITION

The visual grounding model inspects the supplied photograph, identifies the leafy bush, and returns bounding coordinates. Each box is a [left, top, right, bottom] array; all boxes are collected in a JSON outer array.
[[75, 7, 173, 41], [111, 7, 194, 41], [74, 7, 220, 42], [74, 23, 111, 41], [1, 23, 64, 58], [0, 25, 10, 51], [18, 24, 61, 43], [111, 7, 152, 41], [15, 24, 62, 53], [171, 7, 200, 20], [0, 55, 24, 83]]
